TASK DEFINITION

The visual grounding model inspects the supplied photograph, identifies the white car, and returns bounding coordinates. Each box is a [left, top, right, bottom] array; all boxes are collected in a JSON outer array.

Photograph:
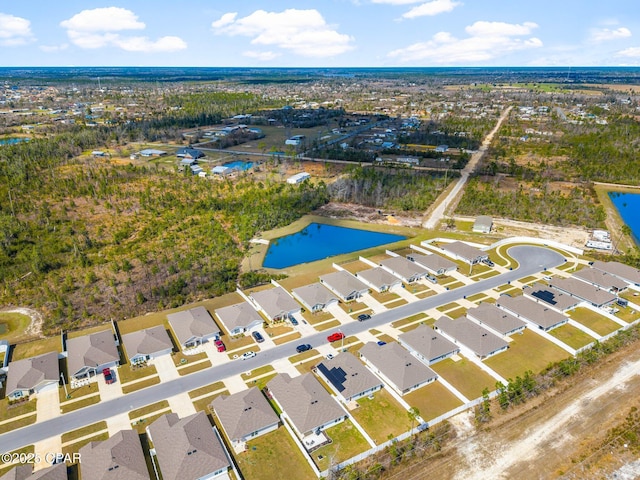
[[241, 351, 256, 360]]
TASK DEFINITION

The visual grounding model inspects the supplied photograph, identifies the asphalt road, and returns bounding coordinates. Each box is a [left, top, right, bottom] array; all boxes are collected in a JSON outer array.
[[0, 245, 565, 454]]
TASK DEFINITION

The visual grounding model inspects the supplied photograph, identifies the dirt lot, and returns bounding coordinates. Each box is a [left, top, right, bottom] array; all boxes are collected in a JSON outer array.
[[387, 339, 640, 480]]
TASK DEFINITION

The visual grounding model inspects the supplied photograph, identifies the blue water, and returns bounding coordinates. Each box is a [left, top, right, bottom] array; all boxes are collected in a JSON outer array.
[[0, 138, 29, 146], [263, 223, 406, 269], [223, 160, 253, 171], [609, 192, 640, 245]]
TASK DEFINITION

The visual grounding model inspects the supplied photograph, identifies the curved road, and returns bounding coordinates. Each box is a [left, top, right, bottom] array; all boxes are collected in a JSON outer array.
[[0, 245, 565, 454]]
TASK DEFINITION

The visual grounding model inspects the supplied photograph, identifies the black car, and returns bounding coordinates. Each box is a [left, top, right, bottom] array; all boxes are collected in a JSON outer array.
[[357, 314, 371, 322], [296, 344, 312, 353], [252, 331, 265, 343]]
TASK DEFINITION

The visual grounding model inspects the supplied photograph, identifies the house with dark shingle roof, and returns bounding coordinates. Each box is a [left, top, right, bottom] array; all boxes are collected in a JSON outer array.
[[315, 352, 383, 403], [398, 324, 460, 365], [266, 373, 346, 438], [147, 412, 230, 480], [358, 342, 437, 396], [319, 270, 369, 302], [121, 326, 174, 365], [292, 283, 339, 313], [214, 301, 263, 336], [5, 351, 59, 400], [248, 287, 301, 322], [466, 303, 526, 336], [167, 307, 220, 350], [434, 316, 509, 360], [211, 387, 279, 449], [79, 429, 150, 480], [176, 147, 204, 159], [355, 267, 402, 293], [66, 329, 120, 380]]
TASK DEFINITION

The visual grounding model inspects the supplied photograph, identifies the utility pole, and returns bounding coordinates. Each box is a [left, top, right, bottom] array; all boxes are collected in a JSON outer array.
[[60, 372, 69, 399]]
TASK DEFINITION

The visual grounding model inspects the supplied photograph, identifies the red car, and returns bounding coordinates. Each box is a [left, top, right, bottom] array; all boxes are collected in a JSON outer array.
[[327, 332, 345, 343], [102, 368, 114, 384], [214, 339, 226, 352]]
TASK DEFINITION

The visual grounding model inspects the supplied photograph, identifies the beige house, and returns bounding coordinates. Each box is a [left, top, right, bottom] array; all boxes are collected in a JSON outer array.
[[5, 351, 59, 400]]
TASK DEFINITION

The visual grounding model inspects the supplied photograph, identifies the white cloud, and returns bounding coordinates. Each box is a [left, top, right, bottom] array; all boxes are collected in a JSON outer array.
[[402, 0, 462, 19], [0, 12, 35, 46], [590, 27, 631, 43], [60, 7, 186, 53], [212, 9, 354, 57], [617, 46, 640, 58], [388, 20, 542, 64], [243, 50, 280, 61], [39, 44, 69, 53], [371, 0, 423, 4]]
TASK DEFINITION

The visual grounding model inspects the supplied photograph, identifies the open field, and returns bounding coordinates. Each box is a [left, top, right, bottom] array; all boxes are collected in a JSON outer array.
[[484, 329, 570, 379], [404, 381, 464, 422], [350, 388, 410, 443], [235, 428, 316, 480], [431, 357, 495, 400]]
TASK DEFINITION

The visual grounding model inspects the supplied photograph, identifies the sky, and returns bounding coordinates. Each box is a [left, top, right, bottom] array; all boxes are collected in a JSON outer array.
[[1, 0, 640, 67]]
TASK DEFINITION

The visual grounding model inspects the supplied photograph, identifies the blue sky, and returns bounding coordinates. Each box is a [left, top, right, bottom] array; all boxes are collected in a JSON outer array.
[[1, 1, 639, 67]]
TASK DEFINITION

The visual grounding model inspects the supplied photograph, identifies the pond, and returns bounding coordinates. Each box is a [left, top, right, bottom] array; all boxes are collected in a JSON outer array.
[[263, 223, 406, 269], [609, 191, 640, 245]]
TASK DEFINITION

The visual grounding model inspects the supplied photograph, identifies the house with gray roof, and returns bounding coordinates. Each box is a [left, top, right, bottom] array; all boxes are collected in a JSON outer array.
[[167, 307, 220, 350], [549, 277, 617, 308], [406, 252, 457, 276], [319, 271, 369, 302], [591, 260, 640, 287], [5, 351, 59, 400], [496, 295, 568, 331], [121, 326, 173, 365], [434, 316, 509, 360], [147, 412, 230, 480], [398, 324, 460, 365], [379, 257, 428, 284], [472, 216, 493, 234], [214, 301, 263, 336], [266, 373, 346, 438], [358, 342, 437, 396], [438, 241, 489, 265], [66, 329, 120, 380], [248, 287, 301, 322], [315, 352, 383, 403], [523, 282, 581, 312], [355, 267, 402, 293], [466, 303, 526, 336], [572, 268, 628, 293], [292, 283, 339, 313], [211, 387, 279, 449], [0, 464, 67, 480], [79, 429, 150, 480]]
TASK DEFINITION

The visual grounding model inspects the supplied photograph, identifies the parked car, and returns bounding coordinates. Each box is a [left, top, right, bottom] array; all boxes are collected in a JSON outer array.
[[214, 339, 226, 352], [252, 331, 265, 343], [241, 351, 256, 360], [483, 258, 495, 267], [327, 332, 345, 342], [102, 368, 114, 385], [296, 343, 312, 353], [290, 317, 299, 326], [357, 314, 371, 322], [377, 341, 387, 346], [426, 275, 438, 284], [325, 353, 334, 360]]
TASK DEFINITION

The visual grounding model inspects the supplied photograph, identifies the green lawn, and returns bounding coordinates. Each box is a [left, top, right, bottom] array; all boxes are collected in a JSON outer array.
[[369, 290, 400, 303], [129, 401, 170, 421], [0, 312, 32, 343], [273, 332, 302, 345], [465, 293, 487, 302], [384, 299, 408, 309], [437, 302, 461, 312], [0, 397, 36, 422], [189, 381, 226, 399], [315, 320, 342, 332], [60, 395, 101, 414], [178, 360, 212, 376], [172, 351, 207, 367], [192, 390, 229, 412], [568, 308, 621, 336], [241, 365, 275, 380], [0, 413, 37, 434], [11, 336, 62, 361], [391, 313, 428, 328], [614, 306, 640, 323], [548, 324, 596, 350], [301, 310, 334, 325], [245, 373, 277, 390], [60, 383, 98, 403], [118, 363, 158, 384], [61, 421, 108, 444], [431, 357, 495, 400], [484, 329, 570, 379], [350, 389, 410, 443], [236, 428, 316, 480], [289, 349, 321, 364], [313, 420, 370, 471], [122, 377, 160, 394], [404, 381, 463, 422]]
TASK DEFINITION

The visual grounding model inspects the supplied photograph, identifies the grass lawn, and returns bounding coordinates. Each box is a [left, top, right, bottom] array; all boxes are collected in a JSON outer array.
[[61, 421, 108, 444], [614, 306, 640, 323], [391, 313, 427, 328], [465, 293, 486, 302], [444, 281, 465, 290], [340, 301, 368, 314], [0, 413, 37, 434], [350, 389, 410, 443], [444, 307, 467, 319], [172, 351, 207, 367], [189, 381, 226, 399], [241, 365, 275, 380], [431, 357, 495, 400], [192, 390, 229, 412], [245, 373, 277, 390], [384, 299, 408, 309], [408, 283, 431, 294], [568, 308, 621, 336], [416, 290, 437, 299], [289, 349, 321, 364], [399, 323, 423, 333], [376, 333, 396, 344], [484, 329, 570, 379], [302, 310, 334, 325], [178, 360, 212, 376], [236, 428, 316, 480], [266, 325, 293, 337], [129, 400, 170, 421], [315, 320, 342, 332], [517, 275, 538, 285], [60, 395, 101, 414], [494, 284, 518, 293], [0, 398, 36, 422], [313, 420, 370, 471], [122, 377, 160, 394], [437, 302, 460, 312], [227, 346, 258, 360], [370, 290, 400, 303], [296, 358, 322, 375], [131, 412, 168, 434], [62, 433, 109, 456], [60, 383, 98, 403], [0, 446, 35, 477], [0, 312, 32, 343], [11, 336, 62, 361], [273, 332, 302, 345], [118, 363, 158, 384], [340, 260, 372, 275], [548, 324, 596, 350], [67, 324, 114, 339], [404, 381, 464, 422], [473, 271, 500, 280], [225, 335, 256, 352]]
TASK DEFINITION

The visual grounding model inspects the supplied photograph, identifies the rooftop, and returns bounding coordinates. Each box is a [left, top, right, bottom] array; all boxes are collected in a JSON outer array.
[[356, 267, 401, 290], [121, 325, 173, 359], [549, 276, 617, 307], [379, 256, 428, 280], [406, 253, 457, 273], [398, 324, 459, 363], [466, 302, 527, 335], [5, 351, 59, 396], [291, 283, 338, 309], [249, 287, 300, 319], [214, 301, 262, 332], [167, 307, 220, 346], [319, 270, 369, 298], [523, 282, 581, 311], [315, 352, 383, 400], [434, 315, 508, 358], [66, 329, 119, 377], [79, 429, 150, 480], [440, 241, 488, 262], [496, 295, 568, 329], [211, 387, 279, 441]]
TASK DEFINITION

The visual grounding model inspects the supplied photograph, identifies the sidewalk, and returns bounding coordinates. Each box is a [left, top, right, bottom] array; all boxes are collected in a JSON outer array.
[[151, 354, 180, 382]]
